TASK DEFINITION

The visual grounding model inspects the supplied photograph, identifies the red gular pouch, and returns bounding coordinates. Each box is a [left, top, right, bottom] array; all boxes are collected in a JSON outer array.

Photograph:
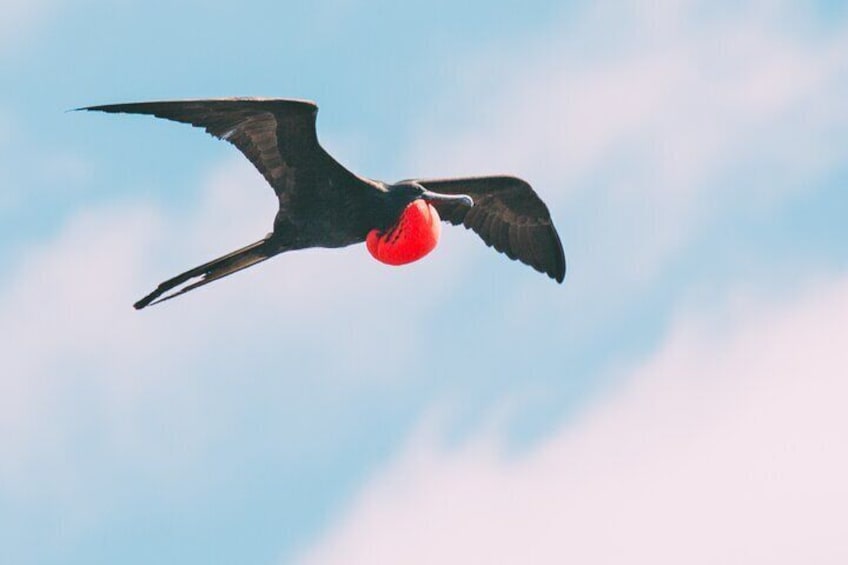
[[367, 199, 442, 266]]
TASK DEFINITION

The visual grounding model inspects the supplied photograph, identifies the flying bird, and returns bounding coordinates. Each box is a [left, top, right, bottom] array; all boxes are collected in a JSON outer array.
[[80, 98, 566, 309]]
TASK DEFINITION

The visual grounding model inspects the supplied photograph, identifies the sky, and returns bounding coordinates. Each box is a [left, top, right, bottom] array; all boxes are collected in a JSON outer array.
[[1, 0, 847, 563]]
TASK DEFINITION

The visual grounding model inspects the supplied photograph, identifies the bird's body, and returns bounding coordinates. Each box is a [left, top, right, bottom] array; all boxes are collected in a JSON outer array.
[[80, 98, 565, 309]]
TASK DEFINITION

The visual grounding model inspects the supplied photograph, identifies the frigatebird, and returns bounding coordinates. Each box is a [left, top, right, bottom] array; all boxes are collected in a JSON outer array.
[[80, 98, 565, 309]]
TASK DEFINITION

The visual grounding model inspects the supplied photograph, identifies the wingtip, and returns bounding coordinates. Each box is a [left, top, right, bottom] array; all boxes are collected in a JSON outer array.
[[133, 291, 156, 310], [71, 104, 115, 114], [556, 257, 566, 283], [549, 265, 565, 284]]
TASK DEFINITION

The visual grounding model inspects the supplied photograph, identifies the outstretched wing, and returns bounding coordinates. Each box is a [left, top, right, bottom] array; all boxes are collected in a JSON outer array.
[[416, 176, 565, 283], [80, 98, 351, 197]]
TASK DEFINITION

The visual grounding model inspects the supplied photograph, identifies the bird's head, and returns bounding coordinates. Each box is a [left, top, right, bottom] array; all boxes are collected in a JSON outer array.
[[367, 181, 473, 266], [389, 181, 474, 210]]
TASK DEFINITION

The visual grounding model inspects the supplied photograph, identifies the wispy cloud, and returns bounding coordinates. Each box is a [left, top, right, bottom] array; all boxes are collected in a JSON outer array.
[[299, 273, 848, 564], [0, 157, 467, 504], [408, 1, 848, 285]]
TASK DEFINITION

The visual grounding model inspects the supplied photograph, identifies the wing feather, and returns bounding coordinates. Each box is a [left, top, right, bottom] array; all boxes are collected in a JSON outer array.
[[478, 213, 496, 247], [79, 98, 352, 197], [415, 176, 565, 282]]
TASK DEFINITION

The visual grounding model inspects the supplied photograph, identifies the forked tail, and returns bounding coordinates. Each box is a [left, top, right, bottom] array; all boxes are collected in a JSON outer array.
[[134, 238, 278, 310]]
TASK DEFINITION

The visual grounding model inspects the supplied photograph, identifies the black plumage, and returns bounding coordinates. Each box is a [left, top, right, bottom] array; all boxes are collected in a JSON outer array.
[[412, 176, 565, 286], [80, 98, 565, 309]]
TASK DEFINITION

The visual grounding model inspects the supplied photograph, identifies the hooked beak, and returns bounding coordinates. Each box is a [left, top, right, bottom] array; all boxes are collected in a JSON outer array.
[[420, 190, 474, 208]]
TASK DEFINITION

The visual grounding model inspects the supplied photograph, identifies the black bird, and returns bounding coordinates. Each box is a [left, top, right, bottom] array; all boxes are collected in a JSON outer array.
[[80, 98, 565, 309]]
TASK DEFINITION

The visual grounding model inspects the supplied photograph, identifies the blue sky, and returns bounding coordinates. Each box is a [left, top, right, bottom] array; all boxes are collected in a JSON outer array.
[[2, 1, 847, 564]]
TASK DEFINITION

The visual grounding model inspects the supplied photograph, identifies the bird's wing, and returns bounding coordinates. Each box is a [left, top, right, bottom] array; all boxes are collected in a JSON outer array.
[[415, 176, 565, 282], [80, 98, 353, 196]]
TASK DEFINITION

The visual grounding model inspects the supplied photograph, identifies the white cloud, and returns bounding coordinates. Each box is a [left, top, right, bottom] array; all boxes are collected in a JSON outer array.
[[298, 274, 848, 564], [407, 1, 848, 285], [0, 157, 468, 503]]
